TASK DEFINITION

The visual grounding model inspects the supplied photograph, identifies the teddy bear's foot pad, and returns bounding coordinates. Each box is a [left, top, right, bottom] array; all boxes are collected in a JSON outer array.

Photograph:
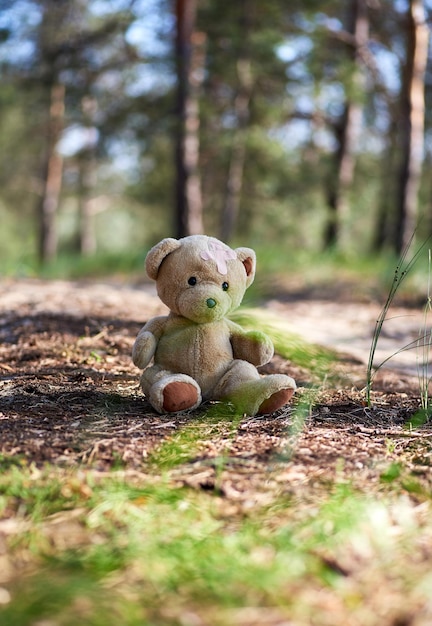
[[258, 387, 295, 415], [162, 382, 199, 412]]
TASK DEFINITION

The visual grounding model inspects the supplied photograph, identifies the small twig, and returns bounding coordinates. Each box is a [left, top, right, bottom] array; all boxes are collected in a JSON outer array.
[[356, 425, 432, 438], [0, 363, 14, 372]]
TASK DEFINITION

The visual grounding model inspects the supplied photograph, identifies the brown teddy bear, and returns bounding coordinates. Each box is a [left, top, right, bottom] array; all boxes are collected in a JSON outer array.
[[132, 235, 296, 415]]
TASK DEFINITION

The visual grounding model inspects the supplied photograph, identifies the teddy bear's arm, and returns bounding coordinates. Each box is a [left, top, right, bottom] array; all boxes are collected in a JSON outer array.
[[227, 320, 274, 367], [132, 316, 167, 369]]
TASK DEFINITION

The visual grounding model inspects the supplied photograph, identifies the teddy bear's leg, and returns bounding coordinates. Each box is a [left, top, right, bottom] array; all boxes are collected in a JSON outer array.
[[140, 365, 202, 414], [213, 360, 296, 416]]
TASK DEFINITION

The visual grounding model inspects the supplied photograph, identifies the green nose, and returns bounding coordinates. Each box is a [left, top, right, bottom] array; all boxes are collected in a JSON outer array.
[[206, 298, 217, 309]]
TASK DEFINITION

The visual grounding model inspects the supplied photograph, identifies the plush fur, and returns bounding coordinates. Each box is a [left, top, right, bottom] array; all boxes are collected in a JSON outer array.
[[132, 235, 296, 415]]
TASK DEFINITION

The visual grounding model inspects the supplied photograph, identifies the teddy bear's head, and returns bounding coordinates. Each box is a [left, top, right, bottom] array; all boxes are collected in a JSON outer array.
[[146, 235, 256, 323]]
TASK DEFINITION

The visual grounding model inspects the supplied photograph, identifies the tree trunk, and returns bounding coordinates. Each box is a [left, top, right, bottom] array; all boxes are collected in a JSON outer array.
[[37, 83, 65, 265], [323, 0, 369, 250], [220, 57, 253, 244], [394, 0, 429, 254], [174, 0, 205, 238], [78, 153, 97, 256], [220, 1, 253, 244], [372, 118, 399, 252], [78, 97, 98, 256]]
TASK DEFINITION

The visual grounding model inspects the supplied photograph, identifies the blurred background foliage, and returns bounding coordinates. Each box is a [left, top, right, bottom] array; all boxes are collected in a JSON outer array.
[[0, 0, 431, 279]]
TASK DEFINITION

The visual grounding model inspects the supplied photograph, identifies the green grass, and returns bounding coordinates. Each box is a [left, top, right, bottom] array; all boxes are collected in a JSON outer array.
[[3, 243, 430, 305], [147, 405, 243, 471], [1, 465, 431, 626], [40, 250, 149, 280], [252, 244, 432, 300], [0, 250, 150, 280]]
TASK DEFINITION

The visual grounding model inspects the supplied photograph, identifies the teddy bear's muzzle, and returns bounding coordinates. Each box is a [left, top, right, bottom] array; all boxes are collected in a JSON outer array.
[[178, 288, 229, 323]]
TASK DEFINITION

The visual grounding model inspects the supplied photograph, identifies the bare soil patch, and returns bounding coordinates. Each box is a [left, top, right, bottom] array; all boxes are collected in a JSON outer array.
[[0, 278, 431, 502]]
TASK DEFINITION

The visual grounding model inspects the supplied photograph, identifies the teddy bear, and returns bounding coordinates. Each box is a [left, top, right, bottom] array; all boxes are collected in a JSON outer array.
[[132, 235, 296, 416]]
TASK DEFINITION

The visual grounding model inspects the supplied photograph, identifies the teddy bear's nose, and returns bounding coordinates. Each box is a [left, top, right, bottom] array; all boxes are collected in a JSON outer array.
[[206, 298, 217, 309]]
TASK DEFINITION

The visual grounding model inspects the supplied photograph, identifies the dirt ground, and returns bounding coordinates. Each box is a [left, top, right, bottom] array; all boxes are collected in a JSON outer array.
[[0, 277, 431, 501]]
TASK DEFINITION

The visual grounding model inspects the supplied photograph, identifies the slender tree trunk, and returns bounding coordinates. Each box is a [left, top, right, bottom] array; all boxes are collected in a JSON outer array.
[[78, 152, 97, 256], [174, 0, 205, 238], [220, 57, 253, 244], [394, 0, 429, 254], [372, 118, 399, 251], [323, 0, 369, 250], [78, 97, 98, 256], [37, 83, 65, 265], [220, 0, 254, 244]]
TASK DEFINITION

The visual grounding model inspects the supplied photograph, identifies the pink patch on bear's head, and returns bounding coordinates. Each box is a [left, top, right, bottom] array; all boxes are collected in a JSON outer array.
[[200, 241, 237, 275]]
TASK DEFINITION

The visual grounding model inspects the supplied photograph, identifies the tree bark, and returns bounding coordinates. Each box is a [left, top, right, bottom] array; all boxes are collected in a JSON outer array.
[[323, 0, 369, 250], [37, 83, 65, 265], [174, 0, 205, 238], [394, 0, 429, 254]]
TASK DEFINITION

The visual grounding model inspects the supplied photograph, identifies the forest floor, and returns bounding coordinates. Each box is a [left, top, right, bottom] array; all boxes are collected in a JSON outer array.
[[0, 277, 429, 470], [0, 277, 432, 625]]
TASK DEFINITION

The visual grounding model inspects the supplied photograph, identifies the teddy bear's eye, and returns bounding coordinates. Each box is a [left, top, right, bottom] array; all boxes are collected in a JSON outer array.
[[188, 277, 197, 286], [222, 282, 229, 291]]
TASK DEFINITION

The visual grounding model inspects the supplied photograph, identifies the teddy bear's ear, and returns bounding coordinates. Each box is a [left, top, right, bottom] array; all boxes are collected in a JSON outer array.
[[146, 238, 182, 280], [235, 247, 256, 287]]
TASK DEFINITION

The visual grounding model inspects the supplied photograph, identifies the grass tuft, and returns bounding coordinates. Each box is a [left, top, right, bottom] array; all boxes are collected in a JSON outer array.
[[147, 407, 243, 472], [365, 234, 432, 407], [416, 249, 432, 420]]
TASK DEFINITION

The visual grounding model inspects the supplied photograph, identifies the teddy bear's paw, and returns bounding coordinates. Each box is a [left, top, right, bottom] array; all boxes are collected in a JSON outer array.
[[231, 330, 274, 367], [162, 381, 200, 413], [132, 331, 157, 368], [257, 387, 295, 415]]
